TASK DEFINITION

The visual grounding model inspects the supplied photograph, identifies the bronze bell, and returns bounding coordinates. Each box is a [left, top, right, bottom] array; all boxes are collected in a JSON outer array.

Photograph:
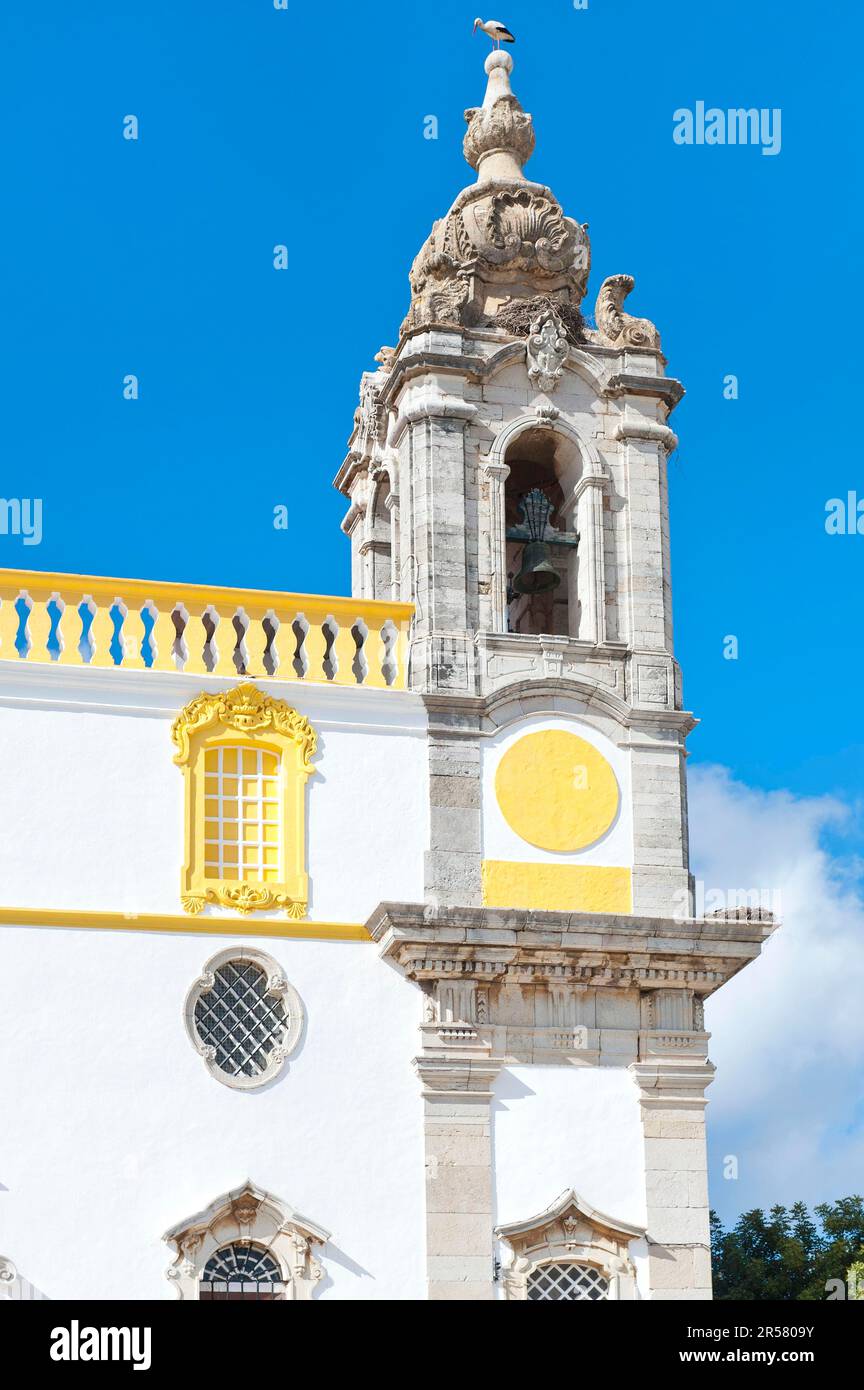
[[512, 489, 561, 595]]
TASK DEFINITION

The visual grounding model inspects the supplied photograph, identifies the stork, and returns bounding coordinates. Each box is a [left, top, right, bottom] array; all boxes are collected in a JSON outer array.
[[473, 18, 516, 49]]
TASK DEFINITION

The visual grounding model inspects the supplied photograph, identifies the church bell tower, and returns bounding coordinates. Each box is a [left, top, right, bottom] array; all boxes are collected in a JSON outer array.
[[336, 49, 773, 1301]]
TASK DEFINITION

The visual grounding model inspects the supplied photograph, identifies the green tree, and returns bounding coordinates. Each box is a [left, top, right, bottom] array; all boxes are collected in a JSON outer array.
[[711, 1196, 864, 1300]]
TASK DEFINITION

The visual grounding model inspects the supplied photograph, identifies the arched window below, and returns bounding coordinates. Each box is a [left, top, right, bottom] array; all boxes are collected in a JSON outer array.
[[495, 1189, 645, 1301], [164, 1183, 330, 1301], [527, 1261, 609, 1301], [200, 1243, 285, 1301]]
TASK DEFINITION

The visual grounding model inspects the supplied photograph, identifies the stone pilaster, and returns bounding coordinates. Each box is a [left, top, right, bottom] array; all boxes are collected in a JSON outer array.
[[423, 705, 483, 908], [404, 395, 478, 694], [630, 1042, 715, 1301], [415, 1050, 501, 1301], [627, 717, 693, 917]]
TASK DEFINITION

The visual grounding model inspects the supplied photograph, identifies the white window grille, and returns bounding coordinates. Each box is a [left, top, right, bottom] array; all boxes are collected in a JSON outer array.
[[203, 746, 281, 886], [185, 948, 304, 1090], [527, 1262, 609, 1301], [200, 1243, 285, 1300]]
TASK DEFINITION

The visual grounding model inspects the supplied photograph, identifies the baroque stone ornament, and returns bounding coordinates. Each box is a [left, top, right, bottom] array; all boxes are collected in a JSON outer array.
[[594, 273, 662, 351], [481, 189, 578, 272], [171, 682, 316, 768], [401, 51, 591, 335], [526, 306, 570, 392], [463, 93, 536, 175], [164, 1183, 329, 1301], [496, 1190, 644, 1301]]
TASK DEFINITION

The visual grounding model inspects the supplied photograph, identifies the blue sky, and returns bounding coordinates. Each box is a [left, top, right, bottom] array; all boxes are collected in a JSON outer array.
[[1, 0, 860, 805], [1, 2, 862, 1220]]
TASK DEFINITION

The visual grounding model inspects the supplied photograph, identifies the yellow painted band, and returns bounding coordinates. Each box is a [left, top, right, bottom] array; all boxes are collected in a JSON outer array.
[[482, 861, 633, 914], [0, 566, 414, 625], [0, 906, 371, 942]]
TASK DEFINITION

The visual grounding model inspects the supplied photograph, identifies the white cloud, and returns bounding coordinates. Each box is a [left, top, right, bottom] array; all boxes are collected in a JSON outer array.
[[688, 765, 864, 1223]]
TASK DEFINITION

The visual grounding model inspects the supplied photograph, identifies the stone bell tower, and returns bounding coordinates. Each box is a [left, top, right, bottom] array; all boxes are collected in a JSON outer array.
[[336, 48, 690, 921], [336, 50, 773, 1301]]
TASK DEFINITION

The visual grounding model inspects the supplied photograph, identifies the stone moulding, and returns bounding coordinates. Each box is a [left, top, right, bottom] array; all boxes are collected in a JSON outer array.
[[495, 1189, 646, 1301], [368, 903, 775, 1067], [163, 1182, 330, 1302], [184, 946, 305, 1090]]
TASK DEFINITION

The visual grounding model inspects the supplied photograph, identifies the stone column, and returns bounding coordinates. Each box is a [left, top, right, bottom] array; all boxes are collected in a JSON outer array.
[[629, 1046, 715, 1300], [481, 458, 510, 633], [415, 1050, 501, 1301], [573, 477, 606, 644]]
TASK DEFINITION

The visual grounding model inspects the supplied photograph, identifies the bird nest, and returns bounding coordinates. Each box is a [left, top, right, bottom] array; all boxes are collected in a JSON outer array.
[[495, 295, 587, 345]]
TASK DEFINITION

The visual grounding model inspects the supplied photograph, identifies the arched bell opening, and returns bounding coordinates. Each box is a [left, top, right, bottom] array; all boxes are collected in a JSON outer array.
[[504, 429, 581, 638]]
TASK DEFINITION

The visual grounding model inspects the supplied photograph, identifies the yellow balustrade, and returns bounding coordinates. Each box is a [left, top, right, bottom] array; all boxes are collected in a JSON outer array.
[[0, 569, 414, 691]]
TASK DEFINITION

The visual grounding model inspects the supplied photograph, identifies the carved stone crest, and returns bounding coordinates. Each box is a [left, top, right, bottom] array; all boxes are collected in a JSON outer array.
[[526, 307, 569, 392]]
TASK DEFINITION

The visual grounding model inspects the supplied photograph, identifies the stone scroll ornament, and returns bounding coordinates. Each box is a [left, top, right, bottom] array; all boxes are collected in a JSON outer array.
[[594, 274, 662, 351], [526, 306, 570, 392]]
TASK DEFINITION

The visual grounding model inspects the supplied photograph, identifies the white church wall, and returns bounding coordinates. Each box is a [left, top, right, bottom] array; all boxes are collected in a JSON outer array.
[[0, 668, 429, 923], [492, 1065, 650, 1296], [0, 926, 427, 1300]]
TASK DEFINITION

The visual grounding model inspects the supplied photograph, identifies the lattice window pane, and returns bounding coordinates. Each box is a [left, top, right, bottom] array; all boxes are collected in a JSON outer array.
[[194, 958, 288, 1079], [527, 1262, 609, 1301], [200, 1243, 285, 1300], [204, 745, 281, 884]]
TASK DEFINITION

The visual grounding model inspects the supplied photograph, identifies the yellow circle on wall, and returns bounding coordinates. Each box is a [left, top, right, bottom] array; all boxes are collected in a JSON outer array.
[[495, 729, 620, 852]]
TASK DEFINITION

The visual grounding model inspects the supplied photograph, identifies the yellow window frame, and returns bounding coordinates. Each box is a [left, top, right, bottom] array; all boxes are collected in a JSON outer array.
[[171, 683, 316, 918]]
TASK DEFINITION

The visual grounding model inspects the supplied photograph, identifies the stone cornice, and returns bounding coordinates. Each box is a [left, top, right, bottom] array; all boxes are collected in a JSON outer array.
[[605, 373, 685, 410], [420, 671, 698, 738], [367, 902, 775, 999]]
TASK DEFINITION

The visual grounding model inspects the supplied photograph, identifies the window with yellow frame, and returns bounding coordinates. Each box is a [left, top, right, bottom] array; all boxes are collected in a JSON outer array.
[[171, 683, 316, 917]]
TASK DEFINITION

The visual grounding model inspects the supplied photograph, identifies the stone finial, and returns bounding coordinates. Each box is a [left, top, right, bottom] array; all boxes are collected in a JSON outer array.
[[463, 51, 535, 183]]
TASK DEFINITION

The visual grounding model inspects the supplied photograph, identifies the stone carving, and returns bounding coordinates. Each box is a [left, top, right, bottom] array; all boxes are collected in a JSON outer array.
[[526, 306, 569, 392], [401, 54, 591, 333], [496, 293, 586, 344], [353, 375, 383, 451], [463, 94, 536, 175], [403, 249, 471, 333], [496, 1190, 644, 1302], [231, 1195, 261, 1226], [482, 189, 579, 272], [594, 274, 662, 351], [164, 1182, 330, 1302]]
